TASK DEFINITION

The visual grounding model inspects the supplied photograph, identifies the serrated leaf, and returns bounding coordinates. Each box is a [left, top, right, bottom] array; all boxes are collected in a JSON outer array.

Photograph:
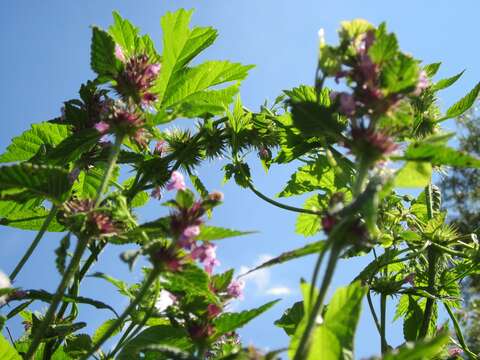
[[211, 269, 234, 293], [0, 122, 71, 163], [89, 272, 132, 298], [213, 299, 280, 337], [383, 333, 449, 359], [423, 62, 441, 78], [274, 301, 304, 336], [431, 70, 464, 91], [295, 195, 326, 237], [162, 264, 216, 303], [0, 334, 22, 360], [64, 334, 92, 357], [92, 319, 122, 344], [55, 233, 70, 275], [244, 240, 326, 275], [197, 225, 254, 241], [441, 82, 480, 121], [0, 163, 70, 203], [395, 161, 432, 188], [369, 23, 398, 65], [45, 128, 100, 165], [91, 27, 118, 77], [109, 11, 140, 58], [0, 206, 64, 232], [117, 325, 192, 360]]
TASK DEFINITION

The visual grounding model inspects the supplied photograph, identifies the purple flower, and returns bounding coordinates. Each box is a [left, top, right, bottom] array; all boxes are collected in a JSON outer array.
[[94, 121, 110, 134], [114, 44, 126, 63], [145, 63, 161, 77], [190, 242, 220, 274], [227, 279, 245, 299], [448, 348, 463, 357], [183, 225, 201, 239], [154, 140, 166, 155], [413, 70, 429, 96], [166, 171, 186, 191], [339, 92, 356, 116]]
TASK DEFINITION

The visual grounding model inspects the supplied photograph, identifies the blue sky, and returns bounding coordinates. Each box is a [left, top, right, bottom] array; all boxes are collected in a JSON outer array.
[[1, 1, 479, 358]]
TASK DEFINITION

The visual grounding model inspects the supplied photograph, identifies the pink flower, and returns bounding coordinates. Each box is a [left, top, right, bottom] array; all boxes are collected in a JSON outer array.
[[166, 171, 186, 191], [183, 225, 201, 239], [321, 214, 336, 234], [413, 70, 429, 96], [191, 243, 220, 274], [114, 44, 126, 63], [448, 348, 463, 357], [403, 273, 415, 286], [145, 63, 161, 77], [154, 140, 166, 155], [94, 121, 110, 134], [227, 279, 245, 299], [207, 303, 222, 318]]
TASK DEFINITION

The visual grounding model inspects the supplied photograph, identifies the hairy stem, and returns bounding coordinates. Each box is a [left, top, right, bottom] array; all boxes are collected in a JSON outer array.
[[444, 303, 478, 360], [10, 206, 57, 281], [367, 290, 381, 336], [81, 269, 159, 360]]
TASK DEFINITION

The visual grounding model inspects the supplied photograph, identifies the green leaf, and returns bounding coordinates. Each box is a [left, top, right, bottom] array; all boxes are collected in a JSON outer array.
[[213, 300, 280, 337], [197, 225, 255, 241], [369, 23, 398, 65], [154, 9, 219, 105], [109, 11, 140, 58], [210, 269, 234, 293], [394, 161, 432, 188], [55, 233, 70, 275], [89, 272, 132, 298], [244, 240, 327, 275], [92, 319, 122, 344], [90, 27, 118, 77], [162, 264, 216, 303], [441, 82, 480, 121], [402, 136, 480, 168], [423, 62, 441, 78], [0, 122, 71, 163], [0, 163, 70, 203], [295, 195, 326, 237], [117, 325, 192, 360], [64, 334, 92, 358], [0, 206, 64, 232], [382, 53, 419, 94], [431, 70, 464, 91], [45, 128, 100, 165], [161, 61, 253, 110], [383, 333, 449, 359], [73, 164, 119, 199], [0, 334, 22, 360], [274, 301, 304, 336]]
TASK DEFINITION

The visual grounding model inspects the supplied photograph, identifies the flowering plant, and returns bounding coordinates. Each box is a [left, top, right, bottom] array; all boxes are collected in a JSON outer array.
[[1, 9, 480, 360]]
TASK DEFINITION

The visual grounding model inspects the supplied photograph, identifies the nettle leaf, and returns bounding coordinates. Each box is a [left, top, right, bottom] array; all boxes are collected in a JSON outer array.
[[64, 334, 92, 358], [383, 333, 449, 359], [402, 135, 480, 168], [45, 128, 100, 165], [278, 156, 350, 198], [213, 299, 280, 338], [382, 53, 419, 94], [244, 240, 327, 275], [0, 206, 64, 232], [73, 164, 119, 199], [55, 233, 70, 275], [423, 62, 441, 78], [295, 195, 326, 237], [431, 70, 464, 91], [441, 81, 480, 120], [0, 122, 71, 163], [161, 61, 253, 110], [117, 325, 193, 360], [89, 272, 133, 298], [369, 23, 398, 65], [91, 27, 119, 78], [154, 9, 219, 105], [394, 161, 432, 188], [274, 301, 304, 336], [198, 225, 255, 241], [109, 11, 140, 58], [92, 319, 122, 344], [211, 269, 234, 293], [0, 334, 22, 360], [162, 264, 216, 303], [0, 163, 70, 203]]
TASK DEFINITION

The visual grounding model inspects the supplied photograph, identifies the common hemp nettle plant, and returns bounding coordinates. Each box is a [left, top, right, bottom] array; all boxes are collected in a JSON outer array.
[[0, 9, 479, 360]]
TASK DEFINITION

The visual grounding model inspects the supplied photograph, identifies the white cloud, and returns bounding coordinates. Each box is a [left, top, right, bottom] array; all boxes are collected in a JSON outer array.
[[239, 254, 293, 297]]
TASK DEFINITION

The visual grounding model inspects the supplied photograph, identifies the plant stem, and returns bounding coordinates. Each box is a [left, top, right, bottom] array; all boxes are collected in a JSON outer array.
[[444, 303, 478, 359], [95, 135, 124, 208], [367, 290, 381, 336], [10, 206, 57, 281], [380, 294, 388, 354], [247, 182, 321, 215], [81, 268, 159, 360], [293, 245, 341, 360], [308, 242, 331, 303], [352, 156, 370, 197], [25, 235, 89, 359], [418, 184, 437, 339]]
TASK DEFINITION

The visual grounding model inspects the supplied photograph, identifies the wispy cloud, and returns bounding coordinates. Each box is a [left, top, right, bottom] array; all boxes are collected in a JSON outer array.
[[239, 254, 293, 298]]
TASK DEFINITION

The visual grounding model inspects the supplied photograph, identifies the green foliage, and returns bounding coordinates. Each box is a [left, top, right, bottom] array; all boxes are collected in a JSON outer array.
[[395, 161, 432, 188], [442, 82, 480, 120], [0, 334, 21, 360], [295, 195, 326, 236], [90, 27, 119, 79], [274, 301, 304, 336]]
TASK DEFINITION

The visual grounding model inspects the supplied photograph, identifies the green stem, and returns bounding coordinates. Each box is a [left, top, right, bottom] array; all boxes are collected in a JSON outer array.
[[25, 236, 89, 359], [444, 303, 478, 359], [353, 156, 370, 197], [367, 290, 381, 336], [81, 269, 159, 360], [431, 242, 469, 258], [380, 294, 388, 354], [9, 206, 57, 281], [107, 320, 136, 358], [247, 182, 321, 215], [293, 245, 341, 360], [309, 242, 331, 303]]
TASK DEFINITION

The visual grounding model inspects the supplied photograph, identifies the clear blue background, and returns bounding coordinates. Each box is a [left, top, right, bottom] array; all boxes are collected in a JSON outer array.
[[1, 1, 479, 358]]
